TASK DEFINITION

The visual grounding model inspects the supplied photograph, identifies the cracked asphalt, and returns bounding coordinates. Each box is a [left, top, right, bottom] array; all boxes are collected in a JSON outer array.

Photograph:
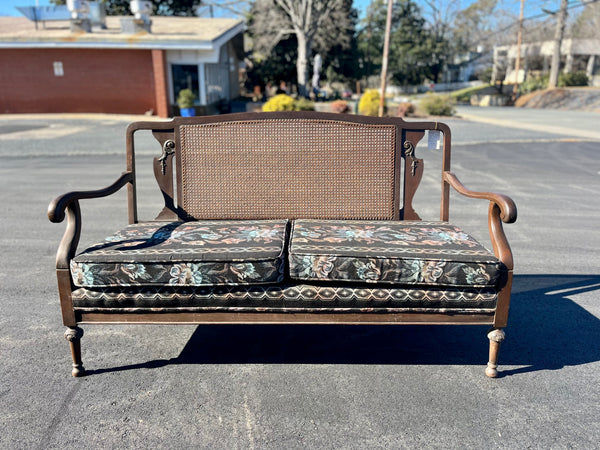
[[0, 107, 599, 448]]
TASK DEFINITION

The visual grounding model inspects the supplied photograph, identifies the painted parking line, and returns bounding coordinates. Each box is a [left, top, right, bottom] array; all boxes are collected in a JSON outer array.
[[0, 123, 89, 141]]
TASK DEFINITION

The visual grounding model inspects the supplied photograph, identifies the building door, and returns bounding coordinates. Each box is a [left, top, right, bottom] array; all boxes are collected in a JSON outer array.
[[204, 45, 231, 105]]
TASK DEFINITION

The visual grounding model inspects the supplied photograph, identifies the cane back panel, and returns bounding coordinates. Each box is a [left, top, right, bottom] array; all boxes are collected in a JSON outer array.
[[176, 118, 399, 220]]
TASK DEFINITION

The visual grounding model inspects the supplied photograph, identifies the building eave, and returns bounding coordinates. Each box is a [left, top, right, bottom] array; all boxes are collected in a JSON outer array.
[[0, 41, 216, 50], [0, 16, 245, 52]]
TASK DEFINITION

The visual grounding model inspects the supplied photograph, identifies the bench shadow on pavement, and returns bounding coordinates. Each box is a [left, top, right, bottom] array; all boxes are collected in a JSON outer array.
[[87, 274, 600, 377]]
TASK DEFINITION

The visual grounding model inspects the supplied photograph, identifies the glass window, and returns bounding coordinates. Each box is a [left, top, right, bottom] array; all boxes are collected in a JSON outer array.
[[171, 64, 199, 104], [205, 64, 229, 104], [53, 61, 64, 77]]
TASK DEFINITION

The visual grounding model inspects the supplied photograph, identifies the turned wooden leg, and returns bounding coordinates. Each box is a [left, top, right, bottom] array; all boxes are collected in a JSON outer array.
[[485, 328, 505, 378], [64, 327, 85, 377]]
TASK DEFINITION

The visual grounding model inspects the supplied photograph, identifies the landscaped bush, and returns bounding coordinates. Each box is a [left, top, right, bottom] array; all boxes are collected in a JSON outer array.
[[294, 97, 315, 111], [330, 99, 350, 113], [176, 89, 196, 109], [358, 89, 381, 116], [419, 93, 455, 116], [559, 71, 589, 87], [262, 94, 296, 111], [519, 74, 549, 94], [262, 94, 315, 112], [518, 71, 587, 95]]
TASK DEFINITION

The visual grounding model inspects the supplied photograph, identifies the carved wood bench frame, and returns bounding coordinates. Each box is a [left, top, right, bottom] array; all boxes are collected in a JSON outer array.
[[49, 111, 516, 378]]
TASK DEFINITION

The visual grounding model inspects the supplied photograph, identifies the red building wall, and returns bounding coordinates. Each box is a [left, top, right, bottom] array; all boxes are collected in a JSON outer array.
[[151, 49, 169, 118], [0, 48, 162, 115]]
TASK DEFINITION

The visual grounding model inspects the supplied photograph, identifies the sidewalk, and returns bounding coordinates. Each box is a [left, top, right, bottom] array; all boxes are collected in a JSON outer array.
[[455, 105, 600, 141]]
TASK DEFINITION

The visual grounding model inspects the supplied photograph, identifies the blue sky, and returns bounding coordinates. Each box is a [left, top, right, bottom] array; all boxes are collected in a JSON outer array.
[[1, 0, 55, 17], [0, 0, 539, 20]]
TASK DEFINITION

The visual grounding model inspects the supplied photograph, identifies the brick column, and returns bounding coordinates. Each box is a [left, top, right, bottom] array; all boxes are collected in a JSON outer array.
[[151, 49, 170, 118]]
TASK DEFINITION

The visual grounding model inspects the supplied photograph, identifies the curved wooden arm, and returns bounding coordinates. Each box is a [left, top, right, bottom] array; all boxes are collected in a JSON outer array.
[[48, 172, 134, 223], [48, 171, 133, 269], [444, 172, 517, 223], [443, 171, 517, 270]]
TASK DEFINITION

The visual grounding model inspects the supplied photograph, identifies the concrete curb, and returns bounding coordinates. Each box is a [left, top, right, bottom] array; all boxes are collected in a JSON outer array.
[[457, 112, 600, 141], [0, 113, 165, 121]]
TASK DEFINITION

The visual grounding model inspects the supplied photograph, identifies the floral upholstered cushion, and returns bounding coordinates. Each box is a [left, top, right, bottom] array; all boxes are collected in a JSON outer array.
[[70, 220, 288, 287], [289, 220, 505, 288]]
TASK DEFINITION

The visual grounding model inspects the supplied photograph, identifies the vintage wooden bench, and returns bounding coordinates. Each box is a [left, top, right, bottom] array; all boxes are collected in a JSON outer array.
[[48, 111, 516, 378]]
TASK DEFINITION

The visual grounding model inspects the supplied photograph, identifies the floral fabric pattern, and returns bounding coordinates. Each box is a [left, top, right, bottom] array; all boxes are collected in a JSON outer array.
[[71, 220, 288, 287], [289, 220, 505, 288]]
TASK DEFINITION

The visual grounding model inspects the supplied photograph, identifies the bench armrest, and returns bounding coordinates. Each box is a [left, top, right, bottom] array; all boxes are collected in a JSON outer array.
[[48, 171, 133, 223], [443, 171, 517, 270], [48, 171, 134, 269], [444, 172, 517, 223]]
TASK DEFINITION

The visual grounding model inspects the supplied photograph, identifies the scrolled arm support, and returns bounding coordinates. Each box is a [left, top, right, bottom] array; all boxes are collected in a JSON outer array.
[[48, 171, 134, 223], [443, 172, 517, 224], [443, 171, 516, 270], [48, 171, 134, 269]]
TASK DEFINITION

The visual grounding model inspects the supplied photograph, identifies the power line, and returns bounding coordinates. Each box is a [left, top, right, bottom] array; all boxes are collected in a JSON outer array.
[[522, 0, 598, 22], [485, 0, 599, 39]]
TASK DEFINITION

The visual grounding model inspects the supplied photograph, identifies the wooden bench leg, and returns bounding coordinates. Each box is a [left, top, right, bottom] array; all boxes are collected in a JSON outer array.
[[485, 328, 505, 378], [64, 327, 85, 377]]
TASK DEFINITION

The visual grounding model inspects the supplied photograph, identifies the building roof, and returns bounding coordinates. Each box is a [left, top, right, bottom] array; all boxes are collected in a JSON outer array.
[[495, 38, 600, 58], [0, 16, 245, 50]]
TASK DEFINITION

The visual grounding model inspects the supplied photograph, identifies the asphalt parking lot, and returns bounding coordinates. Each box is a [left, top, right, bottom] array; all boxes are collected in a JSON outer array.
[[1, 107, 599, 448]]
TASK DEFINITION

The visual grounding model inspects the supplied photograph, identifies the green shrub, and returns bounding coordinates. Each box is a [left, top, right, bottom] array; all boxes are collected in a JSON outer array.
[[176, 89, 196, 109], [294, 97, 315, 111], [559, 71, 589, 87], [358, 89, 381, 116], [518, 71, 588, 94], [262, 94, 296, 112], [519, 74, 548, 94], [262, 94, 315, 112], [419, 93, 455, 116]]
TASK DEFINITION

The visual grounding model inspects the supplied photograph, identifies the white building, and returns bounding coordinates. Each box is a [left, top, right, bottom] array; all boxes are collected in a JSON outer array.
[[492, 38, 600, 87]]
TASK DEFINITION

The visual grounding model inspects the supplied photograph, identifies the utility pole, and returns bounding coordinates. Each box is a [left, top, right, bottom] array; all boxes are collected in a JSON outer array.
[[512, 0, 525, 101], [365, 4, 372, 87], [379, 0, 393, 117], [548, 0, 568, 89]]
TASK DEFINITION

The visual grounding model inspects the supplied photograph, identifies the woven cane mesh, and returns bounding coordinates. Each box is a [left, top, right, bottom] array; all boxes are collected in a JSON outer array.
[[179, 119, 397, 220]]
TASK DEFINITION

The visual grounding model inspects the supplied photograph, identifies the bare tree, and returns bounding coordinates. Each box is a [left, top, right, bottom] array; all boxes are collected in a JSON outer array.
[[198, 0, 252, 18], [250, 0, 349, 96], [419, 0, 461, 39], [572, 1, 600, 38], [451, 0, 498, 51], [548, 0, 569, 89]]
